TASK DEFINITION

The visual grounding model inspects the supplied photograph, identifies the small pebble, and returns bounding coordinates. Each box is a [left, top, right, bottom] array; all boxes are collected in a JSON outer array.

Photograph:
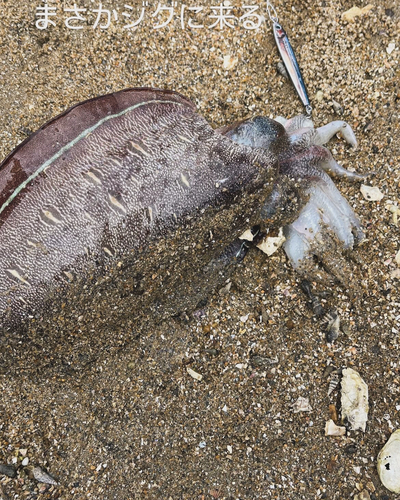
[[344, 444, 357, 454], [205, 348, 219, 357], [352, 106, 360, 118], [250, 355, 278, 367], [332, 100, 344, 114], [33, 466, 58, 485], [385, 202, 400, 226], [366, 481, 375, 493], [354, 490, 371, 500], [386, 43, 396, 55], [329, 404, 338, 422], [239, 229, 254, 241], [0, 463, 17, 478]]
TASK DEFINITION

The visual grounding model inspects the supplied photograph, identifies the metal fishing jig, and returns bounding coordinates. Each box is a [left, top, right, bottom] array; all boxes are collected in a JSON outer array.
[[266, 1, 312, 117]]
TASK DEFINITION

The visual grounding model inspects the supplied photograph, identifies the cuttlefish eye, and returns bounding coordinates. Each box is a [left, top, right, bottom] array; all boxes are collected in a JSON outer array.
[[0, 88, 281, 330], [220, 112, 369, 285], [221, 116, 289, 154]]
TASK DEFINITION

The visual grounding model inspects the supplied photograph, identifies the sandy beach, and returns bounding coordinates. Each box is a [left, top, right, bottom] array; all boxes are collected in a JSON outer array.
[[0, 1, 399, 498]]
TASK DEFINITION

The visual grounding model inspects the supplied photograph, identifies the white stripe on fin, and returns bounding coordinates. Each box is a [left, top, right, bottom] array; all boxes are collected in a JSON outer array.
[[108, 194, 127, 214], [103, 246, 114, 256], [84, 169, 102, 185], [178, 134, 193, 143], [180, 173, 190, 188], [40, 208, 62, 225], [127, 141, 150, 157], [6, 268, 30, 285]]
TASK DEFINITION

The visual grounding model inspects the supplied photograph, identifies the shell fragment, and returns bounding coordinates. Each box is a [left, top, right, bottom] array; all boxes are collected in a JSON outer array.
[[223, 55, 238, 70], [342, 5, 374, 22], [256, 228, 286, 256], [187, 367, 203, 381], [360, 185, 384, 201], [341, 368, 369, 432], [292, 396, 312, 413], [325, 419, 346, 436], [377, 429, 400, 493]]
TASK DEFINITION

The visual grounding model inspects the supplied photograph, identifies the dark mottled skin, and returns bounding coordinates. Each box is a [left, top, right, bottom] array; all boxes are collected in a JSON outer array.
[[0, 88, 297, 334]]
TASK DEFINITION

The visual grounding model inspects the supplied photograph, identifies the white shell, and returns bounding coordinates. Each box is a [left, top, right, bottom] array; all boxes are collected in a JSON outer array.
[[223, 55, 238, 70], [239, 227, 286, 256], [256, 228, 286, 256], [341, 5, 374, 22], [377, 429, 400, 493], [239, 229, 254, 241], [325, 419, 346, 436], [360, 184, 384, 201], [187, 367, 202, 381], [341, 368, 369, 432], [292, 396, 312, 413]]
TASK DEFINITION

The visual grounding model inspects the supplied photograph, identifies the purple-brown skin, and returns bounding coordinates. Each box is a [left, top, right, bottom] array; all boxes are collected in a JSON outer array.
[[0, 88, 365, 333]]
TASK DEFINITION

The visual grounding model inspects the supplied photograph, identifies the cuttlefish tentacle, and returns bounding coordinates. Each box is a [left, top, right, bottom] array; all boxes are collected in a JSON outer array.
[[282, 144, 369, 182], [220, 114, 369, 278], [282, 114, 358, 149]]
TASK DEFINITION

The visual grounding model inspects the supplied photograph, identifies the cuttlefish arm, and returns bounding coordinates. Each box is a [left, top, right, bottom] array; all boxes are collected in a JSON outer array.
[[219, 114, 370, 282]]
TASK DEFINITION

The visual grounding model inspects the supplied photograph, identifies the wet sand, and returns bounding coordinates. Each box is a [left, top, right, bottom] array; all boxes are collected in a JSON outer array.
[[0, 1, 399, 498]]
